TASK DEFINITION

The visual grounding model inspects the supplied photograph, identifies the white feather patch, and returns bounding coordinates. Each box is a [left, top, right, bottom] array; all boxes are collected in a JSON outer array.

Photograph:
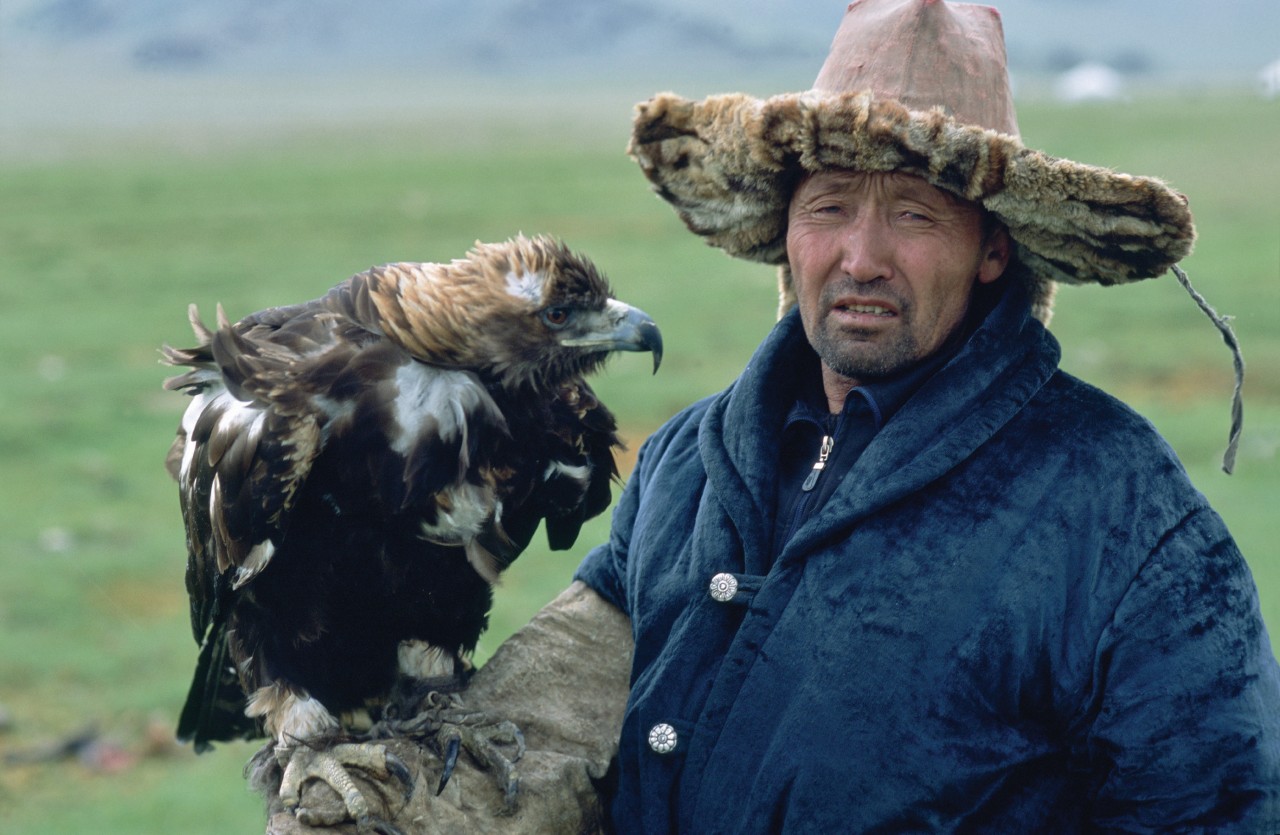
[[505, 268, 545, 303], [312, 393, 355, 439], [208, 475, 226, 571], [397, 641, 457, 680], [178, 386, 221, 482], [246, 684, 338, 743], [419, 481, 496, 543], [544, 459, 591, 484], [218, 390, 265, 432], [393, 365, 464, 453], [232, 539, 275, 589], [390, 363, 505, 465]]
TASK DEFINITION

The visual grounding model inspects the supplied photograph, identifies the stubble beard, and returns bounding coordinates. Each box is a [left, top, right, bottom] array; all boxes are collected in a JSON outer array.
[[809, 315, 921, 382], [807, 282, 921, 383]]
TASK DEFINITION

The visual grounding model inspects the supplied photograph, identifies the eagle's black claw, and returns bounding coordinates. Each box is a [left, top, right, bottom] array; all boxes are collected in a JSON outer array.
[[386, 751, 414, 801], [359, 814, 406, 835], [436, 734, 461, 795]]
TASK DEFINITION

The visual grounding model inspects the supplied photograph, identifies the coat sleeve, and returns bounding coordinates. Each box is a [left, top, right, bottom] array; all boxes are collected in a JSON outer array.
[[261, 581, 634, 834], [574, 395, 714, 616], [1083, 507, 1280, 832]]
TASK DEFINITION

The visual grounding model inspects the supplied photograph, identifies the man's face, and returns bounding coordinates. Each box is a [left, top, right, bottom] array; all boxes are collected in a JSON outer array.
[[786, 170, 1010, 388]]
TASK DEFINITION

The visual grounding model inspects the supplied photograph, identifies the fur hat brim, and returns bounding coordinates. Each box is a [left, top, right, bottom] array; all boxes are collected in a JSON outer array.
[[628, 90, 1196, 322]]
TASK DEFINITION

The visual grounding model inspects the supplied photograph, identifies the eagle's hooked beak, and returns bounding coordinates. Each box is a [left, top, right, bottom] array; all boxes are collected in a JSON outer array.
[[563, 300, 663, 374], [614, 304, 664, 374]]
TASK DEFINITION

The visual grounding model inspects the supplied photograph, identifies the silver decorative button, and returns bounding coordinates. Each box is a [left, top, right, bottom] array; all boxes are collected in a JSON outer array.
[[709, 572, 738, 602], [648, 723, 678, 754]]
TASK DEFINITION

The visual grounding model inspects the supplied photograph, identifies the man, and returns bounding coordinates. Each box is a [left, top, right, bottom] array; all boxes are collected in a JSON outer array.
[[569, 0, 1280, 831], [271, 1, 1280, 831]]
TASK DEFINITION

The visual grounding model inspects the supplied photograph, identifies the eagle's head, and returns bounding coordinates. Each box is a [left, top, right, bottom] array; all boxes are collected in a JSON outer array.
[[344, 235, 662, 389]]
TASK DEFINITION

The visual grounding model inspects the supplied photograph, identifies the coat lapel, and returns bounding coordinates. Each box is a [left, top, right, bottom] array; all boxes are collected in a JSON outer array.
[[784, 284, 1061, 560], [700, 282, 1062, 569], [698, 317, 813, 572]]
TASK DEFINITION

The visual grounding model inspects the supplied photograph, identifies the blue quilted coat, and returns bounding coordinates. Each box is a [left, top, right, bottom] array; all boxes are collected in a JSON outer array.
[[577, 283, 1280, 833]]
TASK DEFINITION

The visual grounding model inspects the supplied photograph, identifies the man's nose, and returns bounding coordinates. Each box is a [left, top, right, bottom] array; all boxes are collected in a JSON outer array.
[[839, 215, 892, 283]]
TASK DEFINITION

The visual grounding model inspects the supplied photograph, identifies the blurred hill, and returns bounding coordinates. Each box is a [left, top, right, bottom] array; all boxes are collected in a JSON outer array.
[[2, 0, 827, 81], [2, 0, 1276, 155], [4, 0, 1275, 84]]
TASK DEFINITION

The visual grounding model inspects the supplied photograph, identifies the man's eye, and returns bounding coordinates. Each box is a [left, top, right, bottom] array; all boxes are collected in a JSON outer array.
[[542, 307, 571, 328]]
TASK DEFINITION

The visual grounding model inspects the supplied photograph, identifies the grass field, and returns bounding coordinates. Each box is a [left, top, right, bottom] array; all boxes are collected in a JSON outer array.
[[1, 89, 1276, 832]]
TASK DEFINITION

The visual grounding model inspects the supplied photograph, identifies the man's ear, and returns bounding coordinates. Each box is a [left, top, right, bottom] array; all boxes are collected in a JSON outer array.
[[977, 226, 1012, 285]]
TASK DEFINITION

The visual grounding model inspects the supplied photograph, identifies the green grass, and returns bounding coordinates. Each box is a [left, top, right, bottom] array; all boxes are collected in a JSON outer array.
[[0, 91, 1276, 831]]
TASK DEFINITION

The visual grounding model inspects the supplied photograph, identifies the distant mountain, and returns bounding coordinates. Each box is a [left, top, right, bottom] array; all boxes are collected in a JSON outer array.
[[0, 0, 830, 84], [3, 0, 1275, 86]]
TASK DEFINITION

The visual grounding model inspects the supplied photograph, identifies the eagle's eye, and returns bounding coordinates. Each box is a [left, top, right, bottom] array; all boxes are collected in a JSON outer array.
[[541, 306, 572, 329]]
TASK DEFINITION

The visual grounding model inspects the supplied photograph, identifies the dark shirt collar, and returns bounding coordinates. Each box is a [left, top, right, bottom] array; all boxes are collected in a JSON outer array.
[[783, 336, 959, 432]]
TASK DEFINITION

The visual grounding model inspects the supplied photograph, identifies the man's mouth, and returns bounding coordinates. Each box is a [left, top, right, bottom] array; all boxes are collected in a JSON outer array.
[[836, 303, 895, 316], [833, 300, 898, 318]]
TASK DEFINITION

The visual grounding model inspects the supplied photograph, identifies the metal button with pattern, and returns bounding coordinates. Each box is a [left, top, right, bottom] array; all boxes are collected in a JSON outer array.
[[709, 572, 738, 602], [648, 722, 678, 754]]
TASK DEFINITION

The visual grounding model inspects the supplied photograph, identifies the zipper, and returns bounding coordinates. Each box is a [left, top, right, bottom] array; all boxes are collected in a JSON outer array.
[[800, 434, 834, 492], [778, 418, 839, 555]]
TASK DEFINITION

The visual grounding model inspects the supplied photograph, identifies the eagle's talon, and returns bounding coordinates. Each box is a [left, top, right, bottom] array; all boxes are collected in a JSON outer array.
[[394, 699, 524, 808], [436, 734, 461, 795], [278, 741, 411, 830], [358, 813, 406, 835], [386, 751, 414, 801]]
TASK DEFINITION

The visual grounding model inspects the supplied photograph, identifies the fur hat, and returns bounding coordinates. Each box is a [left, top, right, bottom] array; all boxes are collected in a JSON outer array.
[[627, 0, 1197, 325]]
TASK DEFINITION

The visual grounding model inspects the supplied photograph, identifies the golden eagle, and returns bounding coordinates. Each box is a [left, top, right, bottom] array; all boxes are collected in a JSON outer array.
[[163, 235, 661, 828]]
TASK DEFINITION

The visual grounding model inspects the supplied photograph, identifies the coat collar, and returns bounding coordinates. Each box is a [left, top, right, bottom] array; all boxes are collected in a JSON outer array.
[[699, 281, 1061, 566]]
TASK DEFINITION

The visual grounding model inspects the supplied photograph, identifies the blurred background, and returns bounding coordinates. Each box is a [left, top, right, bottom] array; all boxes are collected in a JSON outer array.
[[2, 0, 1278, 831]]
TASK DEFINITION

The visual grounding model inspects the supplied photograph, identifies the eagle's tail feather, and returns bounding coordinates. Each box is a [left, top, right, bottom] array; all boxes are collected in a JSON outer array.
[[177, 627, 258, 752]]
